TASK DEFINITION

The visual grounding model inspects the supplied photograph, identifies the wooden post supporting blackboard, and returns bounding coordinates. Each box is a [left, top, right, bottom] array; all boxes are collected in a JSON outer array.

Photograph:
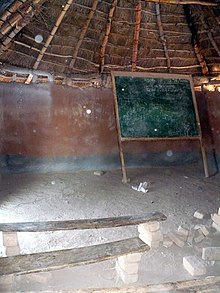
[[111, 71, 209, 183]]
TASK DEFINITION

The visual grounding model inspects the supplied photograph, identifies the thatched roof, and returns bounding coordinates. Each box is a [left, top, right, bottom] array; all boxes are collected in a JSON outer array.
[[0, 0, 219, 85]]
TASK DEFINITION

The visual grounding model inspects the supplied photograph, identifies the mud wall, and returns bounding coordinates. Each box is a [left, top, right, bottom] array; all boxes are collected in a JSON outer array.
[[0, 82, 219, 173]]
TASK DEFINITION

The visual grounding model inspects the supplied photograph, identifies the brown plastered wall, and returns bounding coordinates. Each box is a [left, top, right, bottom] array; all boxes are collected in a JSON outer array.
[[1, 82, 219, 162]]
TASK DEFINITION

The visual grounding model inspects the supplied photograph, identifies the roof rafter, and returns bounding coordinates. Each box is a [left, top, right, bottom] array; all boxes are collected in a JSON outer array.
[[145, 0, 218, 5], [184, 5, 209, 75], [0, 3, 32, 36], [68, 0, 99, 70], [132, 0, 142, 72], [155, 3, 171, 73], [0, 0, 45, 55], [99, 0, 117, 73], [32, 0, 74, 71], [0, 0, 27, 28]]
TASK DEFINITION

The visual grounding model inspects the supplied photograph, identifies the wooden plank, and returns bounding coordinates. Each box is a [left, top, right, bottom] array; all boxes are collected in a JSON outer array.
[[0, 212, 166, 232], [0, 237, 149, 276], [19, 276, 220, 292], [111, 71, 192, 80], [121, 136, 200, 141]]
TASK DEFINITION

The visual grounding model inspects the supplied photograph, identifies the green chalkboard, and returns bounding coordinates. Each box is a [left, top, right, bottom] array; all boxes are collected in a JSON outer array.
[[114, 74, 199, 138]]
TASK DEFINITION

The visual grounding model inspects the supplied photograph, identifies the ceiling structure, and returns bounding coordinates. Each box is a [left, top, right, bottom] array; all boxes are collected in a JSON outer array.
[[0, 0, 219, 86]]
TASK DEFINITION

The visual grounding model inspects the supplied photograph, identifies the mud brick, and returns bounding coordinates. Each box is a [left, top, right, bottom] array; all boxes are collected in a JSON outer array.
[[202, 247, 220, 261], [5, 246, 20, 256], [3, 232, 18, 247], [199, 225, 209, 237], [187, 228, 195, 245], [116, 261, 138, 284], [138, 226, 163, 241], [177, 226, 189, 237], [194, 210, 205, 220], [212, 222, 220, 232], [138, 221, 160, 232], [116, 259, 139, 274], [163, 235, 173, 248], [168, 232, 185, 248], [139, 233, 160, 248], [183, 256, 206, 276], [118, 253, 143, 264], [212, 213, 220, 226], [194, 233, 205, 243]]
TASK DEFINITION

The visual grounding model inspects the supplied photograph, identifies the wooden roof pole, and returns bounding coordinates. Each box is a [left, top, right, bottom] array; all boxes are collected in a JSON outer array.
[[100, 0, 117, 73], [32, 0, 74, 70], [145, 0, 217, 5], [0, 0, 27, 28], [155, 3, 171, 73], [69, 0, 99, 70], [198, 6, 220, 57], [0, 4, 33, 36], [0, 0, 44, 55], [132, 1, 141, 72], [183, 5, 209, 75]]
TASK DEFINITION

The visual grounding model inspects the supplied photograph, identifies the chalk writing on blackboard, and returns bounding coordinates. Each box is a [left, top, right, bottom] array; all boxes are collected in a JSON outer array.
[[114, 76, 199, 138]]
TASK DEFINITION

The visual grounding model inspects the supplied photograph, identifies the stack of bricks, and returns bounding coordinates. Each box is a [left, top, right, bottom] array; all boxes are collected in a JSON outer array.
[[211, 208, 220, 232], [138, 221, 163, 248], [116, 252, 142, 284], [3, 232, 20, 256]]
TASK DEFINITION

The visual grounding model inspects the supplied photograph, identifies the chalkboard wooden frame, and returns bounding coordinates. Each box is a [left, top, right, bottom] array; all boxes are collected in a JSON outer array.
[[111, 71, 208, 183]]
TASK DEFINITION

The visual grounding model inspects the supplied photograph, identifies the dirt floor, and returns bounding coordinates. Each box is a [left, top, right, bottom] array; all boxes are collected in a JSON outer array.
[[0, 165, 220, 292]]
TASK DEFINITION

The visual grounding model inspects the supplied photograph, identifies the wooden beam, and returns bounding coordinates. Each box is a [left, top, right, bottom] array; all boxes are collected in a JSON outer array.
[[0, 237, 149, 276], [0, 0, 27, 28], [32, 0, 74, 70], [145, 0, 218, 5], [69, 0, 99, 70], [0, 0, 46, 54], [100, 0, 117, 73], [132, 1, 141, 72], [0, 4, 32, 36], [13, 276, 220, 292], [155, 3, 171, 73], [183, 5, 209, 76], [0, 212, 166, 232]]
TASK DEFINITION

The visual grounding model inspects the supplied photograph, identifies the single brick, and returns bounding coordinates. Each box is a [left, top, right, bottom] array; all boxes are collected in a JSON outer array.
[[202, 247, 220, 261], [194, 210, 205, 220], [168, 232, 185, 248], [138, 221, 160, 232], [194, 233, 205, 243], [138, 226, 163, 241], [187, 228, 195, 245], [94, 171, 105, 176], [3, 232, 18, 247], [199, 225, 209, 237], [116, 261, 138, 284], [212, 213, 220, 226], [163, 235, 173, 248], [212, 222, 220, 232], [177, 226, 189, 237], [117, 259, 139, 274], [118, 253, 142, 264], [139, 233, 160, 248], [183, 256, 206, 276], [5, 246, 20, 256]]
